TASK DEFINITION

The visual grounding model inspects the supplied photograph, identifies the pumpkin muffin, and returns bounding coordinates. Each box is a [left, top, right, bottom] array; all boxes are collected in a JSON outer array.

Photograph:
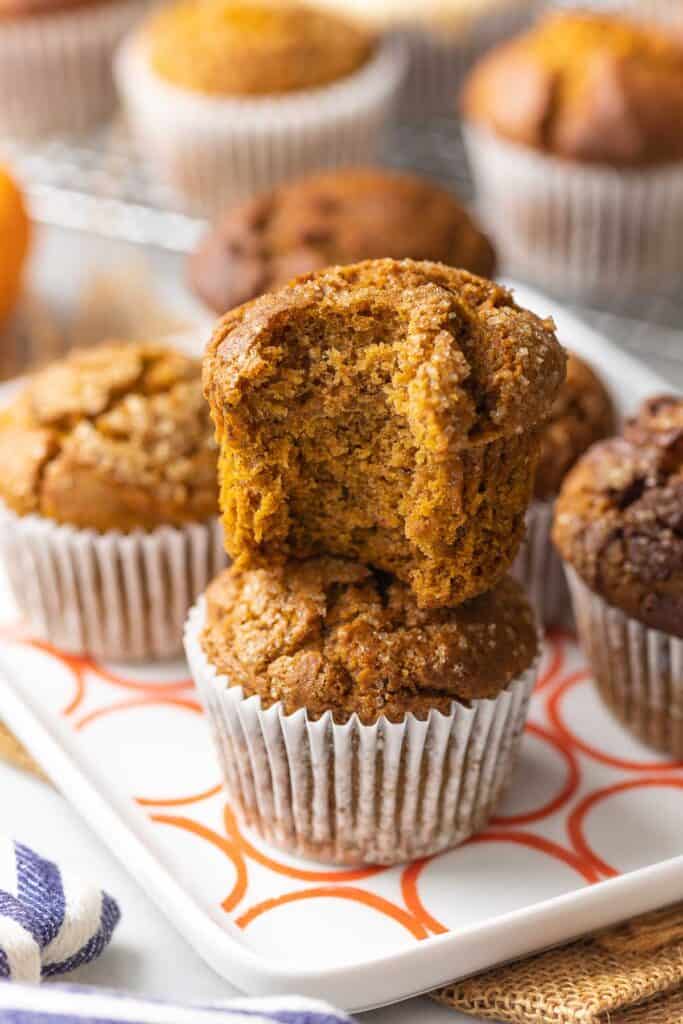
[[204, 258, 566, 609], [189, 167, 497, 314], [0, 342, 225, 660], [0, 0, 145, 136], [513, 353, 615, 625], [554, 397, 683, 755], [116, 0, 405, 213], [462, 10, 683, 294], [186, 559, 539, 863]]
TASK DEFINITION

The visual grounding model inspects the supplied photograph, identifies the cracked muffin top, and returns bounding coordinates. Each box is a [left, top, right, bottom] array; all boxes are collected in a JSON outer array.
[[204, 258, 565, 607], [189, 168, 497, 314], [201, 559, 538, 723], [463, 11, 683, 167], [553, 395, 683, 636], [0, 342, 219, 532], [146, 0, 375, 96], [534, 352, 615, 501]]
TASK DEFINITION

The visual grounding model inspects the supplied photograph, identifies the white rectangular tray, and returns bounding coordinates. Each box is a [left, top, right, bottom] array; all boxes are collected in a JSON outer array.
[[1, 284, 681, 1013]]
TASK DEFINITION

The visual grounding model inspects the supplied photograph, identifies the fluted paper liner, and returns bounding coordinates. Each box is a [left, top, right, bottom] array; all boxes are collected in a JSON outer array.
[[566, 567, 683, 757], [512, 500, 572, 629], [0, 0, 145, 137], [0, 505, 226, 661], [115, 33, 405, 215], [185, 598, 537, 866], [464, 125, 683, 298]]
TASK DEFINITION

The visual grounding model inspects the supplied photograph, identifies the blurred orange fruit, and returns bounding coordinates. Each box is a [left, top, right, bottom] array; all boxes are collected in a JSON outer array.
[[0, 166, 30, 328]]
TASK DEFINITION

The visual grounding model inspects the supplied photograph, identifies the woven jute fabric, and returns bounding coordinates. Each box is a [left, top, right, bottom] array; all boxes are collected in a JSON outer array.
[[433, 902, 683, 1024]]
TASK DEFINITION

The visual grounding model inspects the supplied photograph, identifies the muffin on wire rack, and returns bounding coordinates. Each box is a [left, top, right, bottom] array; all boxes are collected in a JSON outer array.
[[115, 0, 406, 214], [462, 10, 683, 297], [0, 342, 226, 661], [185, 559, 539, 865], [554, 395, 683, 756], [512, 352, 615, 627]]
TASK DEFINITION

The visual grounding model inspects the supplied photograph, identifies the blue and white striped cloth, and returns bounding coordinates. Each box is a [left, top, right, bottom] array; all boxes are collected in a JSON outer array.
[[0, 985, 356, 1024], [0, 839, 120, 983]]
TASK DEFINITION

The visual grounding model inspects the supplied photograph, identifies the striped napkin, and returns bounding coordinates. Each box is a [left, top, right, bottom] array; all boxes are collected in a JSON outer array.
[[0, 984, 356, 1023], [0, 838, 119, 983]]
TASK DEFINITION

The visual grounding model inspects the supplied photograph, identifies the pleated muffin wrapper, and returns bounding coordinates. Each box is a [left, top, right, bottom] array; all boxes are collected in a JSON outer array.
[[0, 0, 146, 137], [185, 597, 538, 866], [0, 503, 227, 662], [512, 499, 572, 629], [464, 124, 683, 299], [566, 566, 683, 757], [115, 32, 406, 216]]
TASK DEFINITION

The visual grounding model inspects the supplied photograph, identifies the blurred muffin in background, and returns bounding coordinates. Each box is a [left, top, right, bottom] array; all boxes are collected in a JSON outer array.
[[316, 0, 539, 116], [0, 166, 30, 329], [462, 10, 683, 296], [512, 352, 616, 627], [115, 0, 405, 215], [0, 342, 226, 660], [189, 167, 496, 314], [0, 0, 146, 136]]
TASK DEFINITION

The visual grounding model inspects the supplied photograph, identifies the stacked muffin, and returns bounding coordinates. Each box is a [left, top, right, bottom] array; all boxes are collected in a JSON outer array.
[[186, 257, 566, 865]]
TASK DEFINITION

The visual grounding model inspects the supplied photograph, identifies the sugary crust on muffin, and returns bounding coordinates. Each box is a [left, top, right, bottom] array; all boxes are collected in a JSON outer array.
[[204, 258, 565, 607], [201, 559, 538, 723], [189, 168, 497, 314], [534, 351, 615, 501], [553, 406, 683, 636], [0, 342, 219, 532], [147, 0, 374, 96], [463, 11, 683, 167]]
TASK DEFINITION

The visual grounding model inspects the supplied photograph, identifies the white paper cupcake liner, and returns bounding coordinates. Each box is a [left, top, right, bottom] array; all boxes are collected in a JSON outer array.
[[185, 597, 537, 865], [512, 499, 572, 629], [0, 0, 146, 137], [0, 504, 226, 661], [397, 0, 538, 117], [566, 567, 683, 756], [115, 33, 406, 216], [464, 125, 683, 298]]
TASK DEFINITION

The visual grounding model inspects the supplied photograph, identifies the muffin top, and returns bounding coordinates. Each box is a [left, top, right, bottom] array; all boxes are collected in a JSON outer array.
[[190, 168, 497, 314], [0, 342, 219, 533], [147, 0, 375, 96], [201, 559, 538, 724], [316, 0, 526, 34], [463, 11, 683, 167], [553, 395, 683, 636], [534, 352, 615, 501]]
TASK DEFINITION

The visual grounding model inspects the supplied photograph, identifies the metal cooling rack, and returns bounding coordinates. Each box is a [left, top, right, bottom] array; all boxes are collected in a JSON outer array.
[[2, 119, 681, 377]]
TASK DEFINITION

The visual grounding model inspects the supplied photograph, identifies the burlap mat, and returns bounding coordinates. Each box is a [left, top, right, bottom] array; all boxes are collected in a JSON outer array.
[[433, 902, 683, 1023]]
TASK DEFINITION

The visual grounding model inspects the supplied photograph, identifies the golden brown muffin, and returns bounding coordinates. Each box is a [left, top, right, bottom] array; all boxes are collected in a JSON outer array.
[[553, 406, 683, 637], [534, 352, 616, 501], [0, 342, 219, 532], [201, 559, 538, 724], [147, 0, 374, 96], [462, 11, 683, 167], [204, 258, 566, 608], [189, 167, 497, 314]]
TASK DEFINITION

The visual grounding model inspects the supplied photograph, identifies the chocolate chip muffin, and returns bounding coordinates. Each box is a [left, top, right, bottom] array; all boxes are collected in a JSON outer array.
[[461, 11, 683, 294], [186, 559, 539, 863], [0, 342, 226, 660], [554, 396, 683, 755], [204, 258, 566, 609], [512, 353, 615, 626], [189, 168, 497, 314]]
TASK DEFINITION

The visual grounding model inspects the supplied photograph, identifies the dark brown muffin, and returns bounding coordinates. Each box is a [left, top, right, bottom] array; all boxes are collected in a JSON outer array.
[[623, 392, 683, 448], [553, 411, 683, 637], [534, 352, 616, 501], [189, 167, 497, 314], [204, 257, 566, 609], [201, 558, 538, 725], [462, 11, 683, 167], [0, 342, 219, 532]]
